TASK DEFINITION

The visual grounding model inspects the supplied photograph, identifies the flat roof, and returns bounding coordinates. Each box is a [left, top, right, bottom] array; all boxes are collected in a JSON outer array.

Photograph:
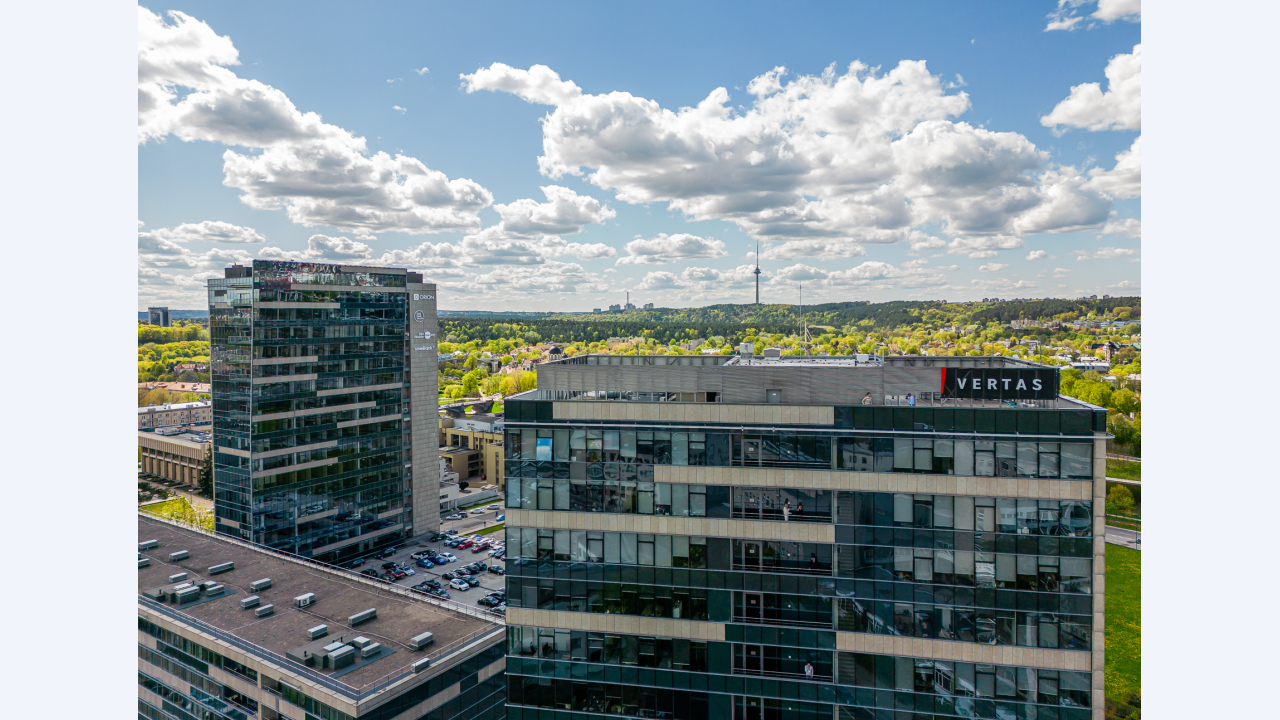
[[138, 516, 502, 696], [139, 401, 211, 414], [138, 430, 210, 448], [544, 354, 1053, 369]]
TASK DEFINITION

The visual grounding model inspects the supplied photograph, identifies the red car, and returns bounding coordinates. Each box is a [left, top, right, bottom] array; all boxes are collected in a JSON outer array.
[[456, 539, 473, 550], [471, 542, 490, 553]]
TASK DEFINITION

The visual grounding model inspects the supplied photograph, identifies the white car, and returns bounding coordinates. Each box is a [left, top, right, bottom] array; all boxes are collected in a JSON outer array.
[[469, 508, 485, 515], [410, 551, 432, 560], [488, 548, 503, 557], [486, 504, 501, 511], [440, 552, 457, 562], [399, 566, 415, 576], [449, 578, 470, 591]]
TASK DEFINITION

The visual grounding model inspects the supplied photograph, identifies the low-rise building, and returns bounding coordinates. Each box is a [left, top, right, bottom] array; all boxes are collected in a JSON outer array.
[[137, 515, 506, 720], [139, 427, 211, 485], [139, 400, 213, 429], [439, 413, 506, 488]]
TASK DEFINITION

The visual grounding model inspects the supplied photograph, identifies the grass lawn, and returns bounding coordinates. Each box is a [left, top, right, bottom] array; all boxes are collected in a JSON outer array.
[[475, 523, 504, 536], [1106, 544, 1141, 702], [1106, 459, 1141, 481]]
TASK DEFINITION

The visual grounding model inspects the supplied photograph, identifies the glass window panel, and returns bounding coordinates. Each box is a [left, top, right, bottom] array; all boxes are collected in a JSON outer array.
[[638, 538, 655, 566], [894, 440, 914, 469], [1061, 444, 1093, 478], [995, 554, 1015, 583], [521, 429, 536, 460], [673, 535, 689, 560], [934, 440, 954, 458], [975, 452, 995, 477], [1016, 443, 1038, 477], [914, 558, 933, 582], [656, 535, 672, 566], [995, 442, 1016, 459], [1039, 453, 1060, 478], [554, 478, 570, 510], [934, 496, 955, 528], [604, 432, 619, 451], [620, 432, 637, 459], [672, 485, 689, 517], [571, 531, 587, 562], [621, 533, 637, 565], [673, 433, 689, 466], [997, 499, 1017, 532], [570, 430, 586, 450], [894, 495, 914, 525], [604, 533, 621, 564], [955, 496, 975, 531], [554, 530, 570, 561], [554, 429, 571, 462], [954, 441, 974, 476]]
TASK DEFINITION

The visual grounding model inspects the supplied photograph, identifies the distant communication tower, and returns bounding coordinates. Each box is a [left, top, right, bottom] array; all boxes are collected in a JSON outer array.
[[753, 241, 762, 304]]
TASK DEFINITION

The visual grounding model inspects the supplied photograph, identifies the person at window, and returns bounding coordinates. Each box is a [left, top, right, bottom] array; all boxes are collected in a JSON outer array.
[[862, 392, 873, 405], [805, 662, 814, 680], [808, 554, 818, 571], [907, 393, 915, 406], [782, 500, 791, 522], [795, 502, 803, 518]]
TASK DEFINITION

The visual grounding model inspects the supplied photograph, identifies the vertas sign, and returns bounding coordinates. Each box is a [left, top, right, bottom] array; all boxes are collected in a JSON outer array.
[[941, 368, 1058, 400]]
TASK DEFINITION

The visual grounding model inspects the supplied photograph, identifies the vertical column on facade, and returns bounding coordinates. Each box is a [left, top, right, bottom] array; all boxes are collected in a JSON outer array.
[[1091, 435, 1107, 720]]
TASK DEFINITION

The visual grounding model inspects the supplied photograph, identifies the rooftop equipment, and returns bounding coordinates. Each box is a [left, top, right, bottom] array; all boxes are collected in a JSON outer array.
[[168, 550, 189, 562], [409, 632, 435, 651], [307, 625, 328, 640], [250, 578, 272, 592], [293, 593, 315, 608], [169, 572, 188, 583], [240, 595, 260, 609], [255, 604, 274, 617], [412, 657, 432, 673], [208, 562, 234, 575], [349, 608, 377, 626], [139, 540, 159, 551]]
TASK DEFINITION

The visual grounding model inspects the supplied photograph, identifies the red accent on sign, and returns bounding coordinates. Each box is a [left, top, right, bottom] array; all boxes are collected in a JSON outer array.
[[940, 368, 946, 395]]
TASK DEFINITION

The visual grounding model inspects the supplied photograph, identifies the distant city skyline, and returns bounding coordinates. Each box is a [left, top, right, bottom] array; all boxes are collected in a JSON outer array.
[[138, 2, 1140, 311]]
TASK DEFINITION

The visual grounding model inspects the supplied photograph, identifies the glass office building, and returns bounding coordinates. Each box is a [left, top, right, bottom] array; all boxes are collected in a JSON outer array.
[[501, 355, 1108, 720], [208, 260, 441, 564]]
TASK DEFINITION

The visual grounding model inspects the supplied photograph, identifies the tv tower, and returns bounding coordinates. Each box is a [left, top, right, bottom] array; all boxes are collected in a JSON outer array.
[[753, 240, 762, 304]]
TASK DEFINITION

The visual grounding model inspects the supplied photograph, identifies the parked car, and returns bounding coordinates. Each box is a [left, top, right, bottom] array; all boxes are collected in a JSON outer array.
[[471, 543, 491, 554], [457, 540, 474, 550], [441, 571, 460, 581], [486, 504, 501, 511], [360, 569, 379, 577], [463, 576, 482, 588], [495, 514, 505, 522], [427, 588, 451, 600], [410, 550, 432, 560], [379, 547, 399, 558], [348, 558, 366, 568], [398, 566, 415, 576], [381, 562, 398, 570], [432, 556, 450, 565], [390, 569, 407, 580], [488, 565, 506, 575], [478, 595, 503, 607], [469, 508, 485, 515], [489, 605, 506, 616], [440, 552, 457, 562], [381, 572, 399, 582], [488, 547, 503, 557], [428, 533, 447, 542], [416, 558, 435, 568], [449, 579, 471, 591], [443, 528, 458, 536]]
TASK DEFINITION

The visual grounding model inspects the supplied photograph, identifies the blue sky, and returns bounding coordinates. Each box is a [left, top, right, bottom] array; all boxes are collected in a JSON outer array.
[[138, 1, 1140, 310]]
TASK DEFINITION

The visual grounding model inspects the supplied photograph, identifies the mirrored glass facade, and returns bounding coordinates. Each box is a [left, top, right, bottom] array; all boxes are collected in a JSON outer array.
[[209, 260, 425, 564], [503, 356, 1106, 720]]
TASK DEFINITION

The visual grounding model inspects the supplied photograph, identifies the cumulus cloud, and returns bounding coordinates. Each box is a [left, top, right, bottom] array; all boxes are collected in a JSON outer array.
[[1093, 246, 1138, 259], [456, 185, 617, 264], [1087, 135, 1141, 199], [1045, 0, 1140, 32], [947, 235, 1024, 257], [1100, 215, 1141, 237], [139, 220, 265, 244], [1042, 45, 1141, 132], [1026, 250, 1049, 260], [978, 263, 1008, 272], [617, 234, 727, 265], [415, 67, 429, 75], [139, 7, 493, 235], [462, 59, 1126, 250]]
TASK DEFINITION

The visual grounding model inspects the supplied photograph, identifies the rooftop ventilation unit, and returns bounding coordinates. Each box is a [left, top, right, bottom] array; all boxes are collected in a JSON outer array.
[[255, 604, 274, 617], [145, 588, 166, 601], [329, 645, 356, 670], [763, 347, 781, 358], [409, 632, 435, 651], [350, 636, 371, 649], [412, 657, 432, 673], [307, 625, 328, 640], [169, 572, 188, 583], [349, 608, 377, 626], [208, 562, 234, 575], [204, 583, 224, 596], [250, 578, 272, 592], [168, 550, 189, 562], [360, 642, 381, 658], [240, 595, 260, 609], [173, 582, 195, 592], [174, 586, 200, 604], [293, 593, 315, 608], [138, 558, 150, 568], [139, 540, 159, 551]]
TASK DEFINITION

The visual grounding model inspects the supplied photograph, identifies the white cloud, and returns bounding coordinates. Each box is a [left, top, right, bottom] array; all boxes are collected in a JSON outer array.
[[392, 105, 406, 114], [415, 67, 429, 75], [1094, 246, 1138, 259], [258, 234, 375, 262], [462, 59, 1126, 250], [139, 220, 265, 244], [1112, 279, 1140, 289], [387, 78, 402, 84], [1026, 250, 1049, 260], [467, 261, 611, 295], [1042, 45, 1141, 132], [457, 185, 617, 264], [947, 235, 1024, 256], [1100, 215, 1141, 237], [978, 263, 1008, 272], [616, 233, 727, 265], [1045, 0, 1140, 32], [1087, 135, 1141, 199], [139, 8, 493, 235]]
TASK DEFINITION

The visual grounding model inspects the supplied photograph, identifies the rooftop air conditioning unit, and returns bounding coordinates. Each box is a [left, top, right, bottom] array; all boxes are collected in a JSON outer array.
[[204, 583, 224, 596], [169, 572, 188, 583], [308, 625, 328, 640], [409, 632, 435, 651], [139, 540, 159, 551], [349, 608, 377, 626], [763, 347, 781, 358], [168, 550, 189, 562], [360, 643, 382, 658], [293, 593, 316, 608], [250, 578, 272, 592], [138, 558, 150, 568], [208, 562, 234, 575], [174, 586, 200, 604], [412, 657, 432, 673], [255, 604, 274, 617], [350, 636, 371, 649], [329, 645, 356, 670], [240, 595, 260, 609]]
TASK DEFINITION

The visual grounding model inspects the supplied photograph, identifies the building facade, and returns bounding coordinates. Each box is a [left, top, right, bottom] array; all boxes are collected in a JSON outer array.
[[501, 355, 1108, 720], [140, 400, 214, 429], [440, 414, 506, 488], [149, 306, 172, 327], [138, 515, 505, 720], [207, 260, 440, 565], [140, 429, 210, 485]]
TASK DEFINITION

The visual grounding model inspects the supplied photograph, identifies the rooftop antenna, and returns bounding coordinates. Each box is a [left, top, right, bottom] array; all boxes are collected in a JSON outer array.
[[753, 241, 762, 304]]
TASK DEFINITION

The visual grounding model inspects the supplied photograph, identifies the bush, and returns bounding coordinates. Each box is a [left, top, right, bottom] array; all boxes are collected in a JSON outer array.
[[1107, 485, 1135, 516]]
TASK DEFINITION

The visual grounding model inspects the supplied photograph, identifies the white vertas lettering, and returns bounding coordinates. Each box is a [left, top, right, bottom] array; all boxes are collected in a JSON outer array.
[[1032, 379, 1043, 391], [987, 378, 998, 390], [1001, 378, 1012, 390], [957, 378, 968, 390], [1016, 379, 1027, 390]]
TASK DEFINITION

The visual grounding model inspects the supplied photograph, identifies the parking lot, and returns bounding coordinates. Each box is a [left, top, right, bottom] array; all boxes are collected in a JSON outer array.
[[348, 505, 508, 607]]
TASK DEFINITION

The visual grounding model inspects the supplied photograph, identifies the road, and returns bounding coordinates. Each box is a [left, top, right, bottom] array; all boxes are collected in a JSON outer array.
[[1105, 524, 1141, 550]]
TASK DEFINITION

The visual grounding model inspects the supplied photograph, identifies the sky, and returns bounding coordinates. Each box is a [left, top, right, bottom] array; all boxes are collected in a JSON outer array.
[[137, 0, 1141, 311]]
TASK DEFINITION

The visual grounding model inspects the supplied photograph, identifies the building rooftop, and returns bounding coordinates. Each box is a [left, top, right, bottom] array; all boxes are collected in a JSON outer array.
[[138, 400, 211, 414], [138, 516, 503, 698], [139, 429, 211, 447]]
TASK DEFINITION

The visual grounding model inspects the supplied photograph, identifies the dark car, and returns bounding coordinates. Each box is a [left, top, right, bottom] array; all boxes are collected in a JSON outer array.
[[360, 569, 379, 578], [380, 547, 399, 558], [381, 561, 398, 570], [489, 605, 506, 616], [441, 571, 459, 581], [428, 533, 447, 542], [348, 558, 366, 568], [488, 565, 506, 575], [427, 588, 451, 600], [463, 576, 482, 588], [478, 595, 503, 607], [381, 572, 398, 581]]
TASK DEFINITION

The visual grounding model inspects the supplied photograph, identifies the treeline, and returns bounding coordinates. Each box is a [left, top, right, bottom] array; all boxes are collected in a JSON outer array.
[[139, 324, 208, 345], [970, 297, 1140, 323], [440, 318, 801, 346]]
